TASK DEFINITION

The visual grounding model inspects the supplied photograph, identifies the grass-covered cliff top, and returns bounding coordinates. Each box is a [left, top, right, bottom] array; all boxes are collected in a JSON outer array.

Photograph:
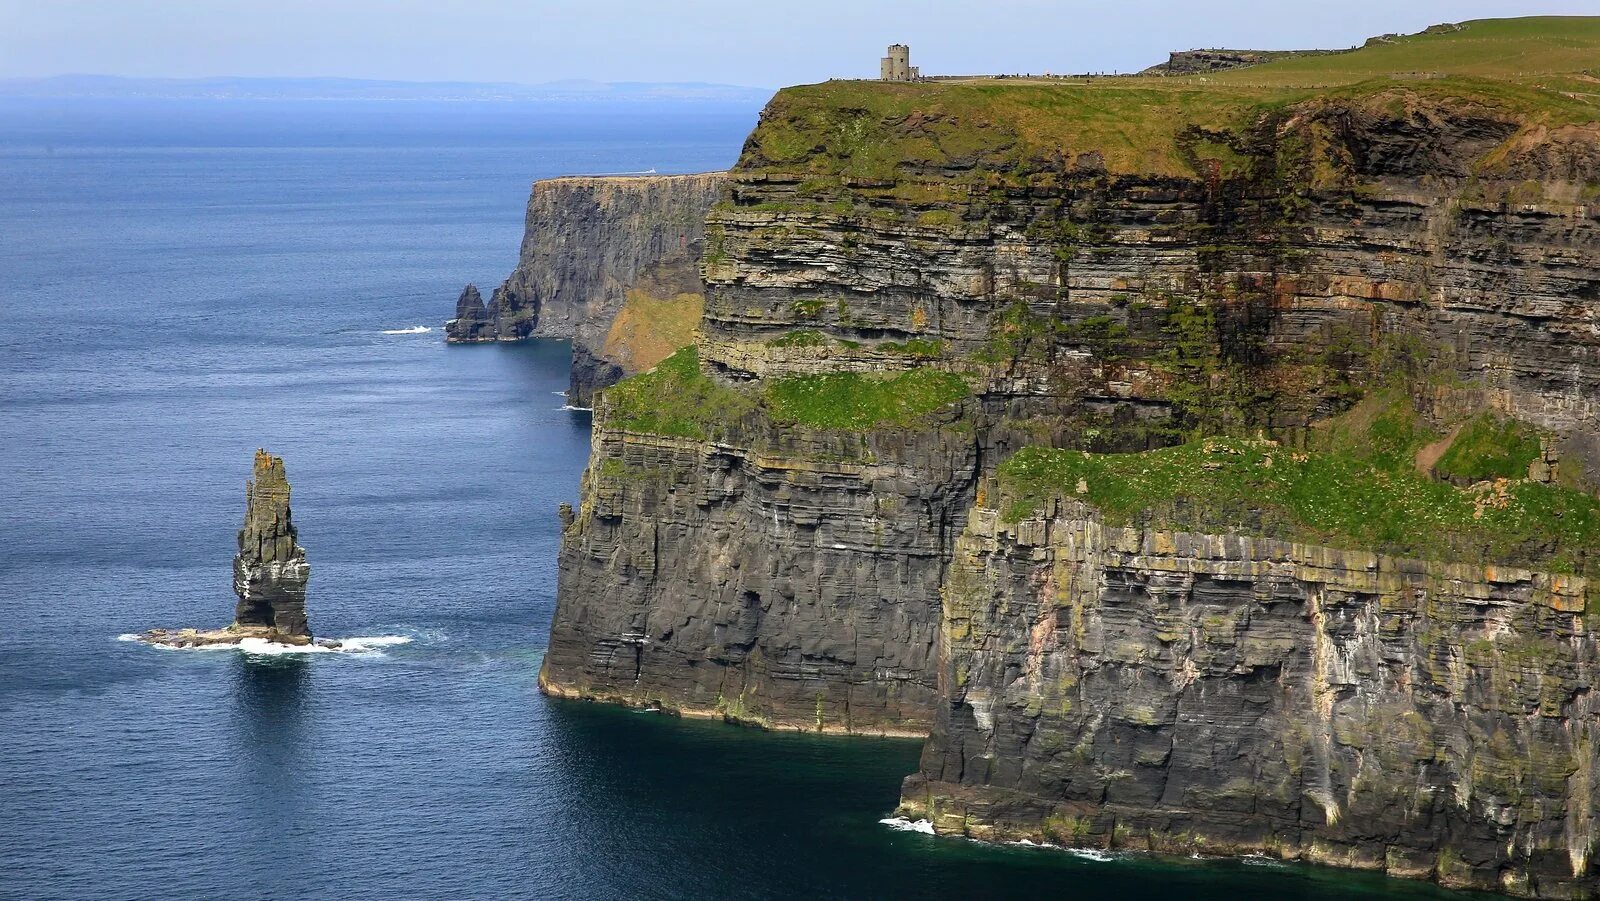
[[1212, 17, 1600, 86], [743, 17, 1600, 179]]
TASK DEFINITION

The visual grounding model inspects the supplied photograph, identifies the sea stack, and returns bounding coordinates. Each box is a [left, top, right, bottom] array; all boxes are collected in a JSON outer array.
[[444, 283, 495, 343], [136, 449, 328, 650], [232, 449, 312, 640]]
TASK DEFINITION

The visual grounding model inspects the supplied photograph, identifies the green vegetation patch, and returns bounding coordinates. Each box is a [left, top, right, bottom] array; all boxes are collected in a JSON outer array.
[[1435, 412, 1543, 482], [878, 337, 946, 357], [998, 438, 1600, 576], [765, 368, 970, 430], [766, 329, 832, 348], [601, 347, 754, 440], [1311, 387, 1440, 470]]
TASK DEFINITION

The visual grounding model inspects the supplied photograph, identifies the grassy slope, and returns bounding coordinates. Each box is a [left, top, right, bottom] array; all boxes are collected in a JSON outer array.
[[747, 17, 1600, 179], [600, 288, 705, 373], [602, 347, 970, 437], [1214, 17, 1600, 85], [1000, 439, 1600, 579], [1000, 391, 1600, 602]]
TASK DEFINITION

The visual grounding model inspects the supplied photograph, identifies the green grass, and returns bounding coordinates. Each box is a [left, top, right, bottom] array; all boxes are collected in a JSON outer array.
[[1310, 388, 1440, 470], [998, 438, 1600, 577], [601, 346, 754, 439], [1435, 412, 1544, 482], [766, 329, 832, 348], [743, 18, 1600, 184], [878, 337, 946, 357], [765, 368, 971, 430], [601, 347, 971, 436], [1214, 17, 1600, 86]]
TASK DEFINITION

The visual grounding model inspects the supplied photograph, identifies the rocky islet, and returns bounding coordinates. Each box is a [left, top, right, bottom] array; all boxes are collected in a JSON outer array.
[[140, 449, 333, 650]]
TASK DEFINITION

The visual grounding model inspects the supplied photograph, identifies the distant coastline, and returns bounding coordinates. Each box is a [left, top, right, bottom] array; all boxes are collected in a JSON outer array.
[[0, 74, 775, 104]]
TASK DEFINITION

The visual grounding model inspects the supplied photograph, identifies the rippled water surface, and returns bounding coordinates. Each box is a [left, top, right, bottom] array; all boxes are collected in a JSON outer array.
[[0, 99, 1485, 900]]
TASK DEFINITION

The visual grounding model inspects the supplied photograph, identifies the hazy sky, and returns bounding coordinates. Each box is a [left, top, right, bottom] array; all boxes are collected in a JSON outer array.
[[2, 0, 1596, 87]]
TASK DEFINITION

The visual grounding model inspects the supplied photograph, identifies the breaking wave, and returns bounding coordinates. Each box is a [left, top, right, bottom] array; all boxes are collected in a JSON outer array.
[[381, 325, 432, 335], [117, 633, 414, 657], [878, 817, 936, 835]]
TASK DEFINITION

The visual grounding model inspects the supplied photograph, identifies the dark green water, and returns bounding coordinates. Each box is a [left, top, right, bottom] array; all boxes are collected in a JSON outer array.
[[0, 98, 1490, 900]]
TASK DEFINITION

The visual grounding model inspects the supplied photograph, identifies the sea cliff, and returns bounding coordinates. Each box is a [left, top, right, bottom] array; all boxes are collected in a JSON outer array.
[[541, 17, 1600, 897], [448, 172, 726, 403]]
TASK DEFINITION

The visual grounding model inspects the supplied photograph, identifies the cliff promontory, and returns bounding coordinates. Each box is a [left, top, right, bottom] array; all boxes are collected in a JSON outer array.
[[541, 17, 1600, 897], [447, 173, 726, 403]]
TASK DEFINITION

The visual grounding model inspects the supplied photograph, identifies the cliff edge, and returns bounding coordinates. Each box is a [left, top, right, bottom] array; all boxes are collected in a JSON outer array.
[[542, 17, 1600, 897]]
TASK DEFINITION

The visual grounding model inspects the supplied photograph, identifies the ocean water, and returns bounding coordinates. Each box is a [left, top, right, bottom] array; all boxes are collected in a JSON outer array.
[[0, 99, 1483, 900]]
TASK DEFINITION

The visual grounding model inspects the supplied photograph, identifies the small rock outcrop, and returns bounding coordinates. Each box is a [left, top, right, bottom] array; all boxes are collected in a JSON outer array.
[[232, 449, 311, 639], [444, 284, 495, 343]]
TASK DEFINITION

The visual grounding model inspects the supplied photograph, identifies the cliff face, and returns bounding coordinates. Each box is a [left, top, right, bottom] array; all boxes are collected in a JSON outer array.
[[900, 496, 1596, 898], [233, 449, 310, 638], [447, 173, 727, 403], [542, 19, 1600, 896], [543, 407, 972, 735]]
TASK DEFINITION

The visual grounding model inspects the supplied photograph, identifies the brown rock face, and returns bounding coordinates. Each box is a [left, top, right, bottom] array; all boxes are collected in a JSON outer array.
[[232, 449, 310, 638]]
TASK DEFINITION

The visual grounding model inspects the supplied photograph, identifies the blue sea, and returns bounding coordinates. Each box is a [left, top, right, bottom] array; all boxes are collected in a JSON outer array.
[[0, 98, 1483, 900]]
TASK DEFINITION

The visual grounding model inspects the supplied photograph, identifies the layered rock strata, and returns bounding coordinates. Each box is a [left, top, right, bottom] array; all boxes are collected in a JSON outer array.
[[899, 498, 1597, 898], [541, 410, 974, 736], [139, 450, 319, 649]]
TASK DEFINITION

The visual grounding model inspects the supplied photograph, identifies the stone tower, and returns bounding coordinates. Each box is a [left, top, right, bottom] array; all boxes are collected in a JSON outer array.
[[233, 449, 312, 638], [880, 44, 918, 81]]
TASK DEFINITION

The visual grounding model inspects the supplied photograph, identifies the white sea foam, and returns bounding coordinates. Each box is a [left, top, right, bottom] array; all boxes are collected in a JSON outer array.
[[118, 633, 414, 657], [557, 404, 594, 412], [878, 817, 936, 835], [381, 325, 432, 335], [336, 635, 415, 653], [1242, 853, 1288, 868], [1066, 848, 1115, 862]]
